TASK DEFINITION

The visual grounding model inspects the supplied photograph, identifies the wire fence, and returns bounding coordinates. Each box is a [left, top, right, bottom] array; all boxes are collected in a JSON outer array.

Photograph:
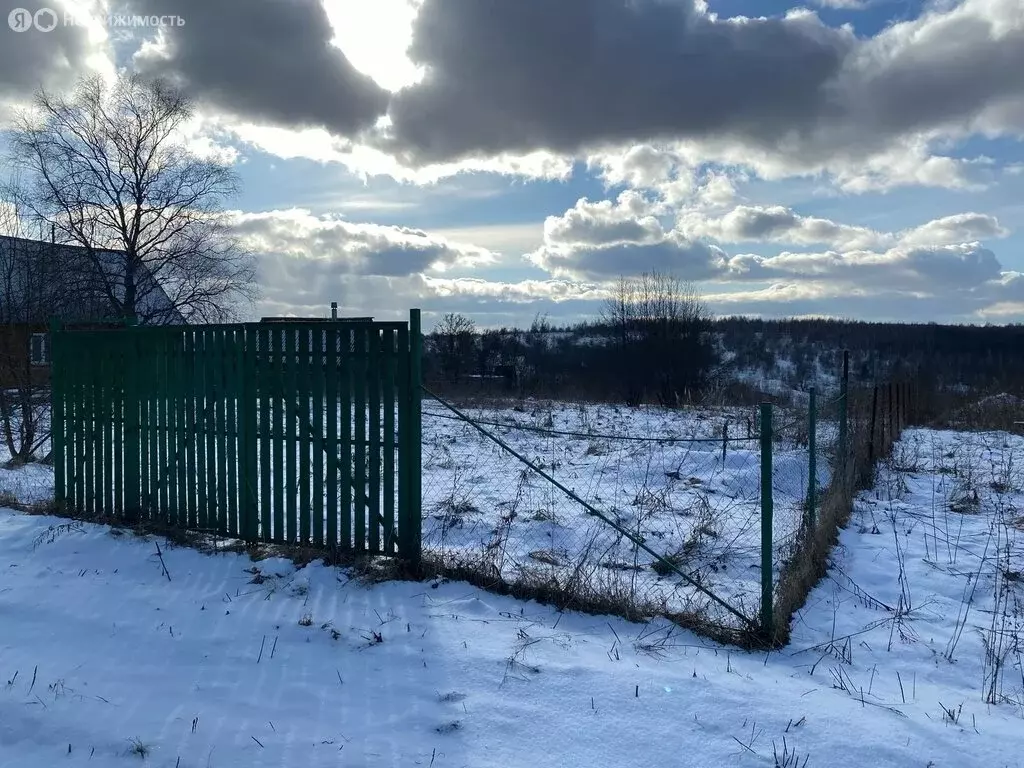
[[420, 363, 912, 646], [420, 396, 766, 637], [1, 351, 913, 647]]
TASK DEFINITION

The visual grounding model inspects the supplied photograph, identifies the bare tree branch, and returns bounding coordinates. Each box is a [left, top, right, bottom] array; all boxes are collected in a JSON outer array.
[[6, 73, 258, 324]]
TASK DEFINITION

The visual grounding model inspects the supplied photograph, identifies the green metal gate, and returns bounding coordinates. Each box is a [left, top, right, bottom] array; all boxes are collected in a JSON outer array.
[[49, 310, 423, 558]]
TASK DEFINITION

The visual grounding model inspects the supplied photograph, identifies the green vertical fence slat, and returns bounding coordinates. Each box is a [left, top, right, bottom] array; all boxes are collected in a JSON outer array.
[[408, 309, 423, 560], [215, 329, 229, 535], [147, 332, 159, 521], [137, 332, 148, 519], [90, 335, 103, 517], [163, 331, 175, 526], [298, 327, 312, 544], [112, 335, 124, 518], [760, 402, 774, 638], [285, 326, 298, 542], [325, 327, 339, 548], [149, 333, 161, 522], [124, 331, 140, 517], [55, 331, 68, 511], [102, 336, 115, 517], [200, 329, 214, 530], [258, 326, 271, 541], [50, 325, 66, 510], [153, 332, 164, 522], [83, 336, 96, 517], [174, 331, 188, 530], [382, 329, 396, 553], [67, 338, 77, 511], [205, 328, 218, 531], [339, 327, 352, 549], [272, 327, 285, 543], [74, 339, 85, 512], [225, 328, 239, 536], [353, 326, 368, 552], [145, 333, 157, 521], [183, 330, 197, 528], [368, 329, 382, 554], [240, 325, 258, 540], [396, 325, 410, 558], [312, 327, 325, 547]]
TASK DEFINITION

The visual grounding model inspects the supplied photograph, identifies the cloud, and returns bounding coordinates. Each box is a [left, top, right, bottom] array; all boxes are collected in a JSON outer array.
[[233, 209, 494, 283], [0, 1, 106, 114], [682, 206, 1008, 251], [724, 242, 1005, 292], [705, 267, 1024, 322], [898, 212, 1008, 247], [129, 0, 389, 136], [810, 0, 868, 9], [386, 1, 854, 164], [682, 205, 887, 251], [256, 271, 610, 328], [528, 191, 726, 280], [380, 0, 1023, 186], [542, 192, 664, 248]]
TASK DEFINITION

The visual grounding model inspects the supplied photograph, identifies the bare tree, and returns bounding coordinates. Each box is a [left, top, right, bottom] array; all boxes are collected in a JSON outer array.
[[6, 73, 257, 323], [602, 272, 715, 406], [0, 188, 59, 464], [432, 312, 477, 383]]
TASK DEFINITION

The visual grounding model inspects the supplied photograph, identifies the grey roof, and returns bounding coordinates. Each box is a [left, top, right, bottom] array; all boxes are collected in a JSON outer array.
[[0, 235, 184, 325]]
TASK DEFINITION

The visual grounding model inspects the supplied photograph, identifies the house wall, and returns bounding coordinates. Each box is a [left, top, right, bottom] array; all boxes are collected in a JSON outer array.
[[0, 325, 50, 388]]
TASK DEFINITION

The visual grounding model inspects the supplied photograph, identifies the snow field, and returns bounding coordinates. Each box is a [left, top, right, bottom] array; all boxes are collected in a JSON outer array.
[[421, 399, 832, 628], [1, 426, 1024, 766]]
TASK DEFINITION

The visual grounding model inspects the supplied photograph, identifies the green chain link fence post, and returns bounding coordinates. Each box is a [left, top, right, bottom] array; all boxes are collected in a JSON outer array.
[[807, 386, 817, 528], [838, 350, 849, 485], [760, 402, 774, 638]]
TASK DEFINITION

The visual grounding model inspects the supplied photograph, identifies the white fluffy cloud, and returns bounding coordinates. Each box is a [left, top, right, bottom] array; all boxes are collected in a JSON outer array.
[[682, 207, 1008, 252], [233, 208, 494, 280]]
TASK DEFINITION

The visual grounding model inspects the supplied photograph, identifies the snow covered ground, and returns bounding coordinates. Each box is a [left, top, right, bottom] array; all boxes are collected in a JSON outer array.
[[421, 399, 831, 626], [1, 399, 830, 628], [2, 426, 1024, 766]]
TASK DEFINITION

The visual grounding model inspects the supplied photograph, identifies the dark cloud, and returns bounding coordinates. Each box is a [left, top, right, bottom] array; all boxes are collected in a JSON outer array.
[[232, 210, 492, 289], [725, 243, 1005, 292], [383, 0, 1024, 166], [130, 0, 388, 135], [531, 238, 728, 282], [0, 1, 95, 102], [386, 0, 851, 163]]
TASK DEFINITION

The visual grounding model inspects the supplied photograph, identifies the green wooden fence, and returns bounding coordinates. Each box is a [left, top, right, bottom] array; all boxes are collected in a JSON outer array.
[[49, 310, 423, 559]]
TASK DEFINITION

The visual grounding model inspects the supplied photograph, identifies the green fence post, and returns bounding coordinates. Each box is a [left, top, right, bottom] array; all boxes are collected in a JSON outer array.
[[838, 350, 849, 484], [807, 387, 817, 528], [409, 308, 423, 564], [759, 402, 774, 638]]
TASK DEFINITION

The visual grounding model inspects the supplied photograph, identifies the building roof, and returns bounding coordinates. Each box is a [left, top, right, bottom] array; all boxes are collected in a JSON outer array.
[[0, 235, 184, 325]]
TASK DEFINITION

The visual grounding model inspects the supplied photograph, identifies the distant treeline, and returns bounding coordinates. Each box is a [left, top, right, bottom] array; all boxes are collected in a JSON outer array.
[[424, 312, 1024, 406]]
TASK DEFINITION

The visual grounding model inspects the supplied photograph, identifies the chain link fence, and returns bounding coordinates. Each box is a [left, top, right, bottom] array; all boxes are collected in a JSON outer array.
[[2, 353, 913, 647], [421, 393, 797, 642]]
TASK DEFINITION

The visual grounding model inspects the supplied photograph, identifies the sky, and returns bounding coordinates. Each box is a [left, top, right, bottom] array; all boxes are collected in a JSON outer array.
[[1, 0, 1023, 330]]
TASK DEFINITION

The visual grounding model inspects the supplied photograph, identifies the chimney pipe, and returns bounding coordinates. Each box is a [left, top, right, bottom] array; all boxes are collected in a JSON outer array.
[[330, 301, 338, 320]]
